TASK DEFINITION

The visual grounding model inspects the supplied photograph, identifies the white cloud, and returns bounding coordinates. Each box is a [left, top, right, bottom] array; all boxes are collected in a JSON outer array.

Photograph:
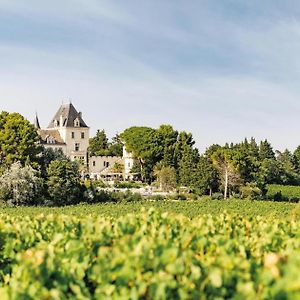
[[1, 1, 300, 153]]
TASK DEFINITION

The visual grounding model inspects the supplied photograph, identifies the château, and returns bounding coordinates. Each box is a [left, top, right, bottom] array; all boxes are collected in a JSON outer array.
[[35, 102, 134, 180]]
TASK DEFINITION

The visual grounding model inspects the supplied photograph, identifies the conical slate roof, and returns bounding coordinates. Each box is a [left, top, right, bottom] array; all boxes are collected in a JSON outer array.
[[48, 103, 88, 128], [34, 113, 41, 129]]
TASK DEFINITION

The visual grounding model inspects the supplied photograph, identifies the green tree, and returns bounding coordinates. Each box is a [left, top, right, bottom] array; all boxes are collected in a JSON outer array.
[[276, 149, 300, 185], [121, 127, 163, 182], [0, 111, 41, 167], [154, 166, 177, 192], [89, 129, 109, 156], [40, 148, 68, 178], [47, 160, 84, 205], [173, 131, 195, 168], [195, 156, 219, 196], [0, 162, 44, 205], [157, 125, 178, 167], [178, 145, 199, 187], [212, 149, 241, 199], [293, 146, 300, 174], [109, 134, 123, 157], [259, 140, 275, 160]]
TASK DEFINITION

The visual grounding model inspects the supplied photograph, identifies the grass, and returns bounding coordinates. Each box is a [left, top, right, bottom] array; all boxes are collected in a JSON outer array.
[[266, 184, 300, 201], [0, 197, 298, 219]]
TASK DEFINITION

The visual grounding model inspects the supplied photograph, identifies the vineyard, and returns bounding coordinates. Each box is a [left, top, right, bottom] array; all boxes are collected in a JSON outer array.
[[266, 184, 300, 202], [1, 206, 300, 299], [0, 198, 297, 219]]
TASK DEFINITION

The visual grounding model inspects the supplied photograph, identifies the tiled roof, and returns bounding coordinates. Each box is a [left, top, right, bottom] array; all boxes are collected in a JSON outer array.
[[48, 103, 88, 128], [38, 129, 66, 145]]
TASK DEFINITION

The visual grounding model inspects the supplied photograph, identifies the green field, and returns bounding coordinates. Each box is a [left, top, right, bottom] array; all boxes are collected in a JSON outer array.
[[1, 199, 300, 299], [266, 184, 300, 202], [1, 206, 300, 299], [0, 198, 298, 219]]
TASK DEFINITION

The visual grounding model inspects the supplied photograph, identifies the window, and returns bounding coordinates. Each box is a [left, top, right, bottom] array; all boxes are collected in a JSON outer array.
[[46, 136, 55, 144], [74, 118, 80, 127], [93, 161, 96, 167], [71, 132, 75, 139], [128, 162, 131, 167], [106, 162, 109, 167], [75, 143, 80, 151], [103, 161, 106, 167], [81, 132, 85, 139]]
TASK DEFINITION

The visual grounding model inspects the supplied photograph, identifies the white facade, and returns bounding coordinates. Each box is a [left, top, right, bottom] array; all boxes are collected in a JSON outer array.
[[43, 143, 67, 154], [123, 146, 135, 179], [55, 124, 89, 164], [89, 156, 121, 179]]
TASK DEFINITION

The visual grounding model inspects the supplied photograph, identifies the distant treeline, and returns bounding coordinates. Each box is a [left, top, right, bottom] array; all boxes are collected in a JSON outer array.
[[1, 110, 300, 204], [120, 126, 300, 199]]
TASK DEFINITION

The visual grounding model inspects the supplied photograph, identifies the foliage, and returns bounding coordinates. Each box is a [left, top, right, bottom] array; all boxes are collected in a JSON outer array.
[[276, 150, 300, 185], [89, 129, 108, 156], [111, 162, 124, 173], [239, 182, 262, 200], [39, 148, 68, 177], [178, 145, 199, 187], [46, 160, 84, 205], [266, 184, 300, 202], [89, 130, 123, 157], [121, 125, 198, 183], [0, 111, 41, 167], [154, 166, 177, 192], [212, 148, 241, 199], [109, 134, 123, 157], [0, 162, 43, 205], [2, 209, 300, 298], [0, 198, 297, 219], [195, 156, 219, 195], [88, 190, 143, 203], [113, 181, 144, 189]]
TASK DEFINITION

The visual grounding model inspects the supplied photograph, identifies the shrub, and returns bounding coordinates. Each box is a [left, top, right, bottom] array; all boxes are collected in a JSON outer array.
[[266, 184, 300, 202], [177, 194, 187, 201], [150, 195, 166, 201], [240, 183, 262, 200], [154, 166, 177, 192], [114, 181, 143, 189], [211, 192, 224, 200], [88, 190, 143, 203], [0, 162, 44, 205], [46, 160, 85, 205]]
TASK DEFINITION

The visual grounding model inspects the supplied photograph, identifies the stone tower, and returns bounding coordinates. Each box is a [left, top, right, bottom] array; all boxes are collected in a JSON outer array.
[[39, 102, 90, 166]]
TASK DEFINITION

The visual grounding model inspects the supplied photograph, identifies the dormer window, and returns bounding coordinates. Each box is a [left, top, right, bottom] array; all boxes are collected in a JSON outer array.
[[74, 118, 80, 127], [46, 136, 55, 144], [54, 120, 59, 127]]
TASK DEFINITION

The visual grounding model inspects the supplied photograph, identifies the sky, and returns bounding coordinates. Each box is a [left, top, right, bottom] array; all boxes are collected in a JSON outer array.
[[1, 0, 300, 153]]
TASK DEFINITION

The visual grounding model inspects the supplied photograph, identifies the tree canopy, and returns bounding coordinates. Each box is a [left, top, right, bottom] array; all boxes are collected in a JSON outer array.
[[89, 130, 123, 157], [121, 125, 198, 183], [0, 111, 41, 168]]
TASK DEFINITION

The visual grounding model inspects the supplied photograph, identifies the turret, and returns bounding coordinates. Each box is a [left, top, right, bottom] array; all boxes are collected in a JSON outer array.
[[33, 113, 41, 130]]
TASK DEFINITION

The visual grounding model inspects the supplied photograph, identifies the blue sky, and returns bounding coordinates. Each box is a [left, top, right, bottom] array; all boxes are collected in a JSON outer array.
[[1, 0, 300, 152]]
